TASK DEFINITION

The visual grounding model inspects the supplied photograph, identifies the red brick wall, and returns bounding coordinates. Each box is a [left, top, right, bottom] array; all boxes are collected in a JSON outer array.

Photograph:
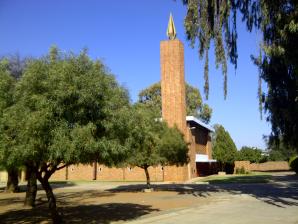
[[249, 161, 290, 171], [50, 168, 67, 180], [97, 166, 124, 181], [234, 161, 290, 173], [67, 164, 94, 180], [234, 161, 251, 172], [50, 164, 164, 182], [160, 39, 186, 134], [160, 39, 190, 182]]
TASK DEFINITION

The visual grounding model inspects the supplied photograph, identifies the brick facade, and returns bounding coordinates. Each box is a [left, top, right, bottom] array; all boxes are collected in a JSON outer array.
[[234, 161, 290, 173], [50, 164, 164, 182], [160, 38, 213, 181], [160, 39, 186, 134]]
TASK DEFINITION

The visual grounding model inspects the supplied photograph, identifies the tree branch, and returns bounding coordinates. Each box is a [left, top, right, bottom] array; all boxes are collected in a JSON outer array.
[[56, 164, 67, 171]]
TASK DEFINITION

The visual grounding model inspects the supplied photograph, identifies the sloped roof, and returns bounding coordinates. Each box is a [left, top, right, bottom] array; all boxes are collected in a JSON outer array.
[[186, 116, 214, 132]]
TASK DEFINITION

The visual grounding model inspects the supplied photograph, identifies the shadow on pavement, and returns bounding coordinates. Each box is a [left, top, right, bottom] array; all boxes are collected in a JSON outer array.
[[108, 174, 298, 208]]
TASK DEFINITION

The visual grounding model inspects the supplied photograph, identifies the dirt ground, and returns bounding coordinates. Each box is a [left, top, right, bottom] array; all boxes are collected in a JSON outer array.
[[0, 182, 218, 224], [0, 172, 297, 224]]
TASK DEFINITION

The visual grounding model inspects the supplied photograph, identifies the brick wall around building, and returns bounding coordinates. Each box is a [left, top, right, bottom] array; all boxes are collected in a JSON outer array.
[[234, 161, 290, 173], [50, 164, 165, 182]]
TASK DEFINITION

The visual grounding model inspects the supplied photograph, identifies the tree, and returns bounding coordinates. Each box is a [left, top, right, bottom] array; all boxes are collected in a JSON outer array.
[[0, 54, 32, 193], [0, 47, 131, 223], [179, 0, 298, 152], [212, 124, 237, 171], [138, 82, 212, 123], [0, 59, 20, 193], [266, 138, 296, 161], [0, 53, 30, 79], [126, 105, 189, 189], [237, 146, 263, 163]]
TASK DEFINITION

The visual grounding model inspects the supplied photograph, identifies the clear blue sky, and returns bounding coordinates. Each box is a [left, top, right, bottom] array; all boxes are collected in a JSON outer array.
[[0, 0, 271, 149]]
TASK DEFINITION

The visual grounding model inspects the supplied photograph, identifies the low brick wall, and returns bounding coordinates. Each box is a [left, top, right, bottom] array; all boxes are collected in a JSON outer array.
[[235, 161, 290, 173], [0, 171, 8, 182], [234, 161, 250, 172], [0, 170, 26, 182], [50, 164, 165, 182], [249, 161, 290, 171]]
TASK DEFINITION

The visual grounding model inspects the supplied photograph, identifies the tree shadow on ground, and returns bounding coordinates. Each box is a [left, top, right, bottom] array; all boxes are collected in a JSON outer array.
[[56, 190, 115, 206], [0, 203, 159, 224], [0, 181, 76, 193], [108, 174, 298, 208]]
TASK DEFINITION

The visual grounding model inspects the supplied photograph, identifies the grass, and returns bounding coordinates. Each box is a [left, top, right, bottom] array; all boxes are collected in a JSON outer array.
[[197, 172, 273, 184]]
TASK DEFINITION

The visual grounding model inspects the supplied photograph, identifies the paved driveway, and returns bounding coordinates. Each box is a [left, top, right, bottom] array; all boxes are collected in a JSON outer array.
[[124, 173, 298, 224], [0, 172, 297, 223]]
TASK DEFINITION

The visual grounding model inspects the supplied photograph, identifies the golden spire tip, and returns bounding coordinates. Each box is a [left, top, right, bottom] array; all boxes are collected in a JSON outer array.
[[167, 13, 176, 40]]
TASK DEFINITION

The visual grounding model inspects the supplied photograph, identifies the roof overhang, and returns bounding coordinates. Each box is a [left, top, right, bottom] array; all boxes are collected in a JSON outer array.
[[186, 116, 215, 132], [196, 154, 217, 162]]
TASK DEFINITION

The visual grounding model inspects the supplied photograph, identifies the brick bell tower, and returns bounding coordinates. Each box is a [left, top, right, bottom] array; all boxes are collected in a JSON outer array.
[[161, 13, 189, 181], [160, 13, 186, 134]]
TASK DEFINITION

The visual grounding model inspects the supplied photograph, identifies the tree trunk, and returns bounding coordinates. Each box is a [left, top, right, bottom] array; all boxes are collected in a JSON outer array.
[[93, 162, 97, 180], [144, 166, 151, 189], [221, 162, 225, 172], [39, 177, 62, 224], [6, 167, 19, 193], [65, 166, 68, 180], [24, 166, 37, 207]]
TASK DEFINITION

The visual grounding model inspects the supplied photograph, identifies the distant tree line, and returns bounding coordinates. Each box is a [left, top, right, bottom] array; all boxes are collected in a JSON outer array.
[[211, 124, 297, 173]]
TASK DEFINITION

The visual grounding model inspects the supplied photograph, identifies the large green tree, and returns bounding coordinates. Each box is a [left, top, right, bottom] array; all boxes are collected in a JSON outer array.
[[266, 138, 296, 161], [138, 82, 212, 123], [212, 124, 237, 171], [237, 146, 263, 163], [179, 0, 298, 152], [0, 54, 32, 193], [125, 105, 189, 189], [0, 47, 131, 223], [0, 60, 20, 193]]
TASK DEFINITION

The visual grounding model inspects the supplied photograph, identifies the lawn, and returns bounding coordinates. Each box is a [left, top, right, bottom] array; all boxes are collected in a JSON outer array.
[[197, 172, 273, 184]]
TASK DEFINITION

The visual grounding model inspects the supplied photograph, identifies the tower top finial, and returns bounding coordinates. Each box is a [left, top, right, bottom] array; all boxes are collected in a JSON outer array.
[[167, 13, 176, 40]]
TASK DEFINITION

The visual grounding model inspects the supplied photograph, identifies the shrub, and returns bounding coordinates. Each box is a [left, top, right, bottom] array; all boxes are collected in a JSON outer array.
[[236, 167, 245, 174], [289, 156, 298, 174], [235, 166, 250, 175]]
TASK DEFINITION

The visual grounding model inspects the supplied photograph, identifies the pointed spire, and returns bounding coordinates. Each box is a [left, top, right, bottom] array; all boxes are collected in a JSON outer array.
[[167, 13, 176, 40]]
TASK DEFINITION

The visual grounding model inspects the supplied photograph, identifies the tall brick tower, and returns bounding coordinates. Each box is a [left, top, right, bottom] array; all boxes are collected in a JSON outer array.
[[161, 14, 189, 181], [160, 14, 186, 134]]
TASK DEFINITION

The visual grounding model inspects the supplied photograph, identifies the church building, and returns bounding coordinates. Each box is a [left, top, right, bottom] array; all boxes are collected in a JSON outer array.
[[51, 14, 215, 182]]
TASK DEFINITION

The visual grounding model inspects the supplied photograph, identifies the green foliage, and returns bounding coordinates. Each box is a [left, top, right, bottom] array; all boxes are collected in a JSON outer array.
[[182, 0, 238, 99], [0, 61, 15, 112], [125, 104, 188, 188], [258, 2, 298, 153], [126, 105, 189, 169], [0, 46, 131, 176], [289, 156, 298, 174], [0, 53, 30, 79], [138, 82, 162, 113], [0, 47, 132, 220], [237, 146, 263, 163], [266, 138, 296, 161], [138, 82, 212, 123], [235, 167, 250, 175], [0, 60, 18, 169], [212, 124, 237, 171], [180, 0, 298, 153]]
